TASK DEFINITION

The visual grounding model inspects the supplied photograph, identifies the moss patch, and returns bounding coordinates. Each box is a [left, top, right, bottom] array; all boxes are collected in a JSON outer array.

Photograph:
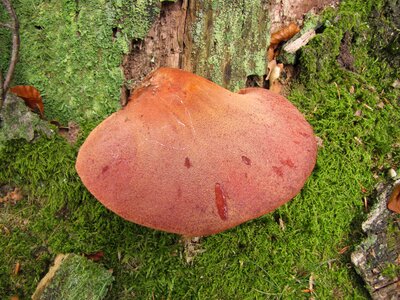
[[2, 0, 160, 124], [1, 0, 400, 299]]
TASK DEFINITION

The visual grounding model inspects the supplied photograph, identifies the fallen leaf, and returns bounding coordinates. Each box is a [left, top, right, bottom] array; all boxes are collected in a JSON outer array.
[[349, 85, 355, 94], [267, 46, 276, 61], [388, 184, 400, 213], [9, 85, 44, 117], [0, 188, 23, 204], [354, 110, 362, 117], [268, 23, 300, 61], [14, 262, 21, 275], [84, 251, 104, 262], [338, 246, 350, 254], [9, 188, 23, 202], [270, 23, 300, 47]]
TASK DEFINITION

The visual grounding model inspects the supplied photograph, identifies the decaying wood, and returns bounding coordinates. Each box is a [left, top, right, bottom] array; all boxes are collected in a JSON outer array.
[[283, 29, 317, 53], [0, 0, 20, 105], [268, 0, 339, 32], [121, 0, 188, 105], [351, 180, 400, 300]]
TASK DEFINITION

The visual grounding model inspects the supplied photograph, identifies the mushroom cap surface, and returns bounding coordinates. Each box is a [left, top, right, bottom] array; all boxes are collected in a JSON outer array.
[[76, 68, 317, 236]]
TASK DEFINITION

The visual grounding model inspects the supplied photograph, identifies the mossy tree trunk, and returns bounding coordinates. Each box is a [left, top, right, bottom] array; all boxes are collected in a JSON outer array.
[[123, 0, 338, 96]]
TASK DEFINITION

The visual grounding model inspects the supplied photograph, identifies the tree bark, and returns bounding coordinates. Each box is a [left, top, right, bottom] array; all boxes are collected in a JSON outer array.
[[121, 0, 339, 102]]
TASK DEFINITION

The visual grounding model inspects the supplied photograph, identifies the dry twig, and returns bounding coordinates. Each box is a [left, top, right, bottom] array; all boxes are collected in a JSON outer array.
[[0, 0, 20, 106]]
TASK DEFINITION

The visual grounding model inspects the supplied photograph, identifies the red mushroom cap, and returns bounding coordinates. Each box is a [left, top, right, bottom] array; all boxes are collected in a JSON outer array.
[[76, 68, 317, 236]]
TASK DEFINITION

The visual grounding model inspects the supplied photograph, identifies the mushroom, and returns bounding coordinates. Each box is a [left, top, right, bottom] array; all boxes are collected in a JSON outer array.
[[76, 68, 317, 236]]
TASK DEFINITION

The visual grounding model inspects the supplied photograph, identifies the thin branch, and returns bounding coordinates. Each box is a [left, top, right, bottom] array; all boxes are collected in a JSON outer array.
[[1, 0, 20, 104]]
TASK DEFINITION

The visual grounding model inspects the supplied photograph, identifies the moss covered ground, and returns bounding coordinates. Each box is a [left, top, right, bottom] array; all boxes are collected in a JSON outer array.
[[1, 0, 399, 299]]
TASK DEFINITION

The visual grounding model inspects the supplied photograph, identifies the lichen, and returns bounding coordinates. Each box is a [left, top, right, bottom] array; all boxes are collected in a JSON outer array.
[[190, 0, 269, 91], [0, 94, 54, 149]]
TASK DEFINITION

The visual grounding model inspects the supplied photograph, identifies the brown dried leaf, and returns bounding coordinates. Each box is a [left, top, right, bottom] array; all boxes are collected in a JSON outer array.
[[338, 245, 350, 254], [84, 251, 104, 262], [267, 46, 276, 61], [270, 23, 300, 46], [9, 85, 44, 117], [14, 262, 21, 275], [388, 184, 400, 214], [0, 188, 23, 204]]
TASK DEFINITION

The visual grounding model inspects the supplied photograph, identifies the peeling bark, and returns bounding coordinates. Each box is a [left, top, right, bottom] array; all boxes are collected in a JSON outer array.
[[121, 0, 340, 103], [268, 0, 339, 32], [121, 0, 188, 104]]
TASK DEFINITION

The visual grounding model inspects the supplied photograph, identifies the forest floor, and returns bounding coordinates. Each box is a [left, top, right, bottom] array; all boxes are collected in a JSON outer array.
[[1, 0, 399, 299]]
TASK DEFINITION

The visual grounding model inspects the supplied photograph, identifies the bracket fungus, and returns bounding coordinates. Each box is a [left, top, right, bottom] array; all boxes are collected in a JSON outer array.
[[76, 68, 317, 236]]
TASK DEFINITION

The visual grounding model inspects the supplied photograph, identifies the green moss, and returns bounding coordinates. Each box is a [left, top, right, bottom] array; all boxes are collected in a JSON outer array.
[[190, 0, 269, 91], [1, 0, 400, 299], [382, 263, 400, 280], [1, 0, 160, 124]]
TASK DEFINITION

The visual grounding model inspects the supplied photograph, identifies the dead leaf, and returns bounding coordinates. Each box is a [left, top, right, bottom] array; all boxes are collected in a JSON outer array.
[[0, 188, 23, 204], [338, 246, 350, 254], [9, 85, 44, 117], [9, 188, 23, 202], [267, 46, 276, 61], [14, 262, 21, 275], [84, 251, 104, 262], [270, 23, 300, 47], [268, 23, 300, 61], [354, 110, 362, 117], [10, 296, 19, 300], [388, 184, 400, 213], [349, 85, 355, 94]]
